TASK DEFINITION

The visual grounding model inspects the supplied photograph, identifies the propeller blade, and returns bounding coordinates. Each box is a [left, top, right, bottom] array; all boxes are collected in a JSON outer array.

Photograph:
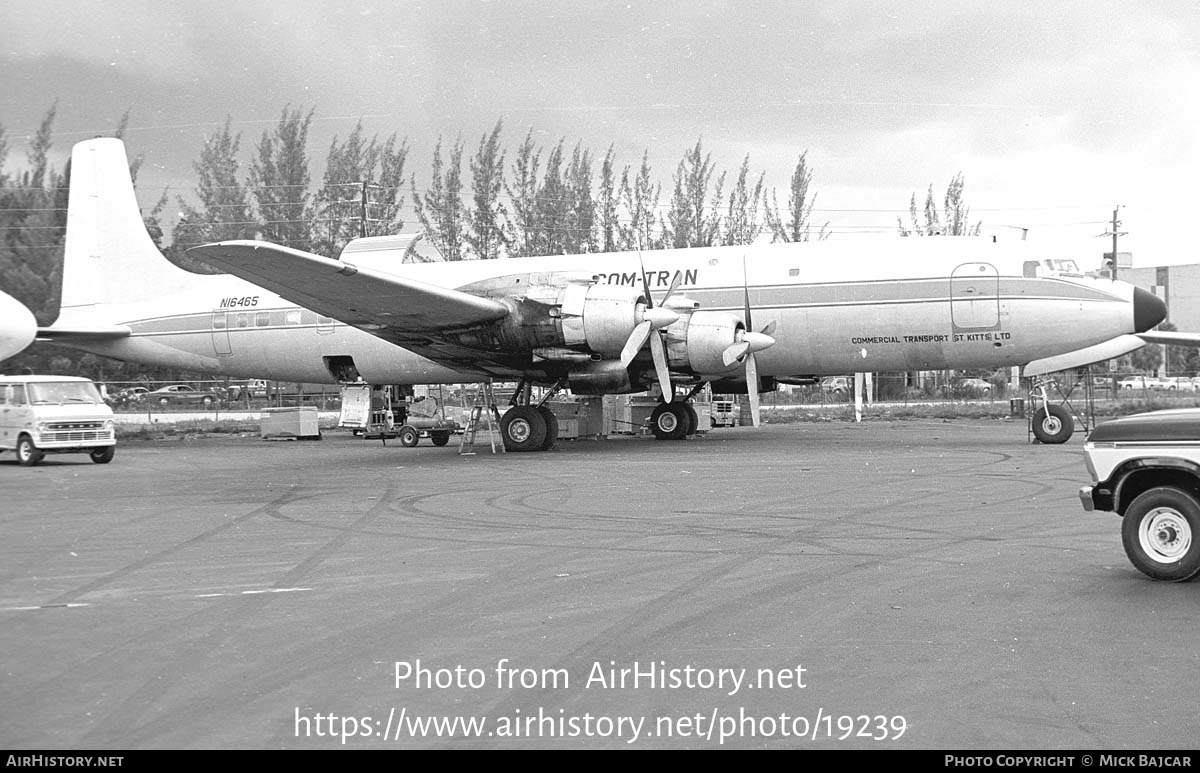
[[742, 255, 754, 331], [760, 320, 777, 337], [722, 340, 750, 367], [637, 249, 655, 309], [620, 320, 652, 367], [746, 352, 761, 427], [649, 333, 672, 402], [659, 271, 683, 306]]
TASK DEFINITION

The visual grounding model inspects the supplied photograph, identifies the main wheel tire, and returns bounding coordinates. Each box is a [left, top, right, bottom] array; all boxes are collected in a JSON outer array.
[[90, 446, 115, 464], [430, 431, 451, 447], [16, 436, 43, 466], [1031, 404, 1073, 444], [536, 405, 559, 451], [501, 405, 547, 452], [398, 425, 420, 447], [1121, 487, 1200, 582], [650, 402, 689, 441], [682, 403, 699, 436]]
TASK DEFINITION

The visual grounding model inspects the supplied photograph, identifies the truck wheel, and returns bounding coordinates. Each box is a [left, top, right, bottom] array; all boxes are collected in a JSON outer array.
[[1122, 487, 1200, 582], [430, 431, 451, 447], [398, 425, 420, 447], [16, 436, 44, 466], [90, 446, 115, 464], [1031, 404, 1073, 444]]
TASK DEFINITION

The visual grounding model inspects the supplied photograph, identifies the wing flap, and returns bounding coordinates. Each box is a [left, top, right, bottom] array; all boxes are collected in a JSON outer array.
[[187, 241, 508, 332]]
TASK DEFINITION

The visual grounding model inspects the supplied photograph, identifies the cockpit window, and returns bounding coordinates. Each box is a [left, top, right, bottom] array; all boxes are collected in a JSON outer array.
[[1042, 259, 1081, 275]]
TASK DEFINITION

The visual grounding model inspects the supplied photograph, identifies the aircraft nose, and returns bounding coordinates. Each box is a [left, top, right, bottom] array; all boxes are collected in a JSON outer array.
[[0, 290, 38, 361], [1133, 286, 1167, 332]]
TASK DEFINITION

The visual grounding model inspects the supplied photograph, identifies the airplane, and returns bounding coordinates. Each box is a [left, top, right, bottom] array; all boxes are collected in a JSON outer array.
[[0, 137, 1171, 449]]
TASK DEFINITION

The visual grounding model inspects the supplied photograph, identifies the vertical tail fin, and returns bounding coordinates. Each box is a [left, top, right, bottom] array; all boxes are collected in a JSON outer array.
[[58, 138, 195, 323]]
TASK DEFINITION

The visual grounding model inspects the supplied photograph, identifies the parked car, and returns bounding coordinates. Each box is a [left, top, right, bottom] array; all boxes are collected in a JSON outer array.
[[107, 386, 148, 406], [1118, 375, 1175, 390], [948, 377, 993, 397], [1079, 409, 1200, 581], [819, 376, 851, 397], [145, 384, 222, 406]]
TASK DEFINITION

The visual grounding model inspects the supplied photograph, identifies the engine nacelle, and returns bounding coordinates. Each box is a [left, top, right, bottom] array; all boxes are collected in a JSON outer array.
[[558, 283, 647, 357], [673, 310, 745, 375], [567, 360, 635, 394]]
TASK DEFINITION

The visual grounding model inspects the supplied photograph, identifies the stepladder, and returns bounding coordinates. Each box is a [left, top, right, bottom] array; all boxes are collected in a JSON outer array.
[[459, 383, 506, 455]]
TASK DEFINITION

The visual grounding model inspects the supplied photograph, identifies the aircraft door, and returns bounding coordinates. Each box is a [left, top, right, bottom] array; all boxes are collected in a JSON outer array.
[[950, 262, 1000, 330], [211, 311, 232, 355]]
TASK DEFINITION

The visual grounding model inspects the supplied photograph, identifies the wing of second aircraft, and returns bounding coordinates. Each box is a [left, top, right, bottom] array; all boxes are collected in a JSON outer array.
[[189, 240, 524, 376], [189, 241, 508, 333]]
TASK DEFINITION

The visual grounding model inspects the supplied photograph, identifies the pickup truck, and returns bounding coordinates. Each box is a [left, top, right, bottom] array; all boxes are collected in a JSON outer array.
[[1079, 409, 1200, 581]]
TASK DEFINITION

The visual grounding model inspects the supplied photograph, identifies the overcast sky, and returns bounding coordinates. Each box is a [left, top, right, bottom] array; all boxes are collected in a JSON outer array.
[[2, 0, 1197, 266]]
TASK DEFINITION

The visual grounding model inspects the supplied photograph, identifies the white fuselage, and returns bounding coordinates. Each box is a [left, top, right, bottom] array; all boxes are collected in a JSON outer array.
[[51, 238, 1143, 387]]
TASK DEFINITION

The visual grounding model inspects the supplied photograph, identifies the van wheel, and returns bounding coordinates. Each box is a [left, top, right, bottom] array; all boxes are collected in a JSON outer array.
[[90, 446, 115, 464], [16, 436, 44, 466]]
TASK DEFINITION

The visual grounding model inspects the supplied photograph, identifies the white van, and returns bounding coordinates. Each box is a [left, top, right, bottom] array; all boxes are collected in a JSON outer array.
[[0, 375, 116, 466]]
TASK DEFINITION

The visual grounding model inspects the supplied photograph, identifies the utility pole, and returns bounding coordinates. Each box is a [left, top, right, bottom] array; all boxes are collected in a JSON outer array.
[[360, 180, 369, 239], [1102, 205, 1126, 280]]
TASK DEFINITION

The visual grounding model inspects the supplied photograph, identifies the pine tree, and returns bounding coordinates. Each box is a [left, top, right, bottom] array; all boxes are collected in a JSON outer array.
[[315, 122, 409, 257], [722, 155, 765, 246], [765, 151, 827, 242], [504, 129, 541, 257], [565, 144, 595, 254], [898, 172, 982, 236], [666, 138, 723, 249], [617, 151, 661, 250], [250, 105, 314, 251], [174, 117, 255, 252], [597, 146, 619, 253], [412, 136, 465, 261], [465, 119, 507, 260]]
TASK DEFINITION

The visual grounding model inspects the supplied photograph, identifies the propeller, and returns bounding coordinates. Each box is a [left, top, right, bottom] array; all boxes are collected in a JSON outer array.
[[721, 256, 777, 426], [619, 250, 681, 401]]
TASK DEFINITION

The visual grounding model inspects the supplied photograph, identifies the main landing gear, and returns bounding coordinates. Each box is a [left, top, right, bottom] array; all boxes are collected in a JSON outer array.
[[499, 380, 562, 453], [649, 383, 706, 441], [649, 401, 699, 440]]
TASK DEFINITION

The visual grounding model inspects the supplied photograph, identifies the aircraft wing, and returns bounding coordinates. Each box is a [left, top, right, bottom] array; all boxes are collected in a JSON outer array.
[[188, 241, 509, 333], [1137, 331, 1200, 347]]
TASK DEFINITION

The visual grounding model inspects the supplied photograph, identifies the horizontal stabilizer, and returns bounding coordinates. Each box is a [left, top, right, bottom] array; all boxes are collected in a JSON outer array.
[[188, 241, 509, 332], [1023, 334, 1146, 377], [1136, 330, 1200, 347]]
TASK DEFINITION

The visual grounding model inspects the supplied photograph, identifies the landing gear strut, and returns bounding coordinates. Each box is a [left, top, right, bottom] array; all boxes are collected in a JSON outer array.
[[1028, 376, 1076, 444], [500, 378, 564, 452]]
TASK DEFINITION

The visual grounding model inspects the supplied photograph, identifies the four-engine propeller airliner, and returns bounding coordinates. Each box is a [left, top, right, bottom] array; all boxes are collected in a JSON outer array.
[[0, 138, 1169, 449]]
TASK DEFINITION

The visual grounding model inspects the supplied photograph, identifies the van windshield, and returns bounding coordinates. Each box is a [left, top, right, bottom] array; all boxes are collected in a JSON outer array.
[[28, 381, 104, 405]]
